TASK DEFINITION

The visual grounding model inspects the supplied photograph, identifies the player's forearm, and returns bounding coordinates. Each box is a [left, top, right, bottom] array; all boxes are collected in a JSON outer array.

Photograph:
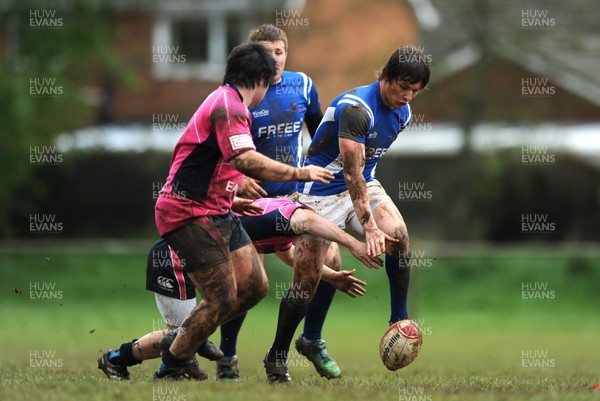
[[231, 150, 309, 182], [344, 169, 377, 230]]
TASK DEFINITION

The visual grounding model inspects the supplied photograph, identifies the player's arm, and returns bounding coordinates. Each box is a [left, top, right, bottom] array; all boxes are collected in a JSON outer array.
[[338, 105, 397, 256], [290, 208, 382, 269], [275, 246, 367, 297], [230, 149, 333, 184]]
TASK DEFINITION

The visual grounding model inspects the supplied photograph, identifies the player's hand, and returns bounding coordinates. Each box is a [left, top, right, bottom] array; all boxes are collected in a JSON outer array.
[[348, 240, 384, 269], [329, 269, 367, 298], [237, 176, 267, 200], [231, 197, 263, 215], [297, 165, 334, 183], [364, 226, 399, 257]]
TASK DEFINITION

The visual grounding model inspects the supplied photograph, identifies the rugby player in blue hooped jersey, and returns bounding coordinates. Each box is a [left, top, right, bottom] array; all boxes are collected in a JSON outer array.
[[263, 46, 431, 382], [218, 24, 347, 382]]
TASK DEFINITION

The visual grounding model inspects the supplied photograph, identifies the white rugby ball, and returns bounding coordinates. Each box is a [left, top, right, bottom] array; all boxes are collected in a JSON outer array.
[[379, 319, 423, 371]]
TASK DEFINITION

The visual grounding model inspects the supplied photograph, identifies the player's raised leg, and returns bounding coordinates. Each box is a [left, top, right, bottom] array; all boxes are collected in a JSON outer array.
[[372, 201, 411, 324], [265, 235, 329, 383]]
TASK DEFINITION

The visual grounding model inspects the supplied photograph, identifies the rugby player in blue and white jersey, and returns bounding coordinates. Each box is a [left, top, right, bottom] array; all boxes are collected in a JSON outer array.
[[219, 24, 345, 381], [263, 46, 431, 382]]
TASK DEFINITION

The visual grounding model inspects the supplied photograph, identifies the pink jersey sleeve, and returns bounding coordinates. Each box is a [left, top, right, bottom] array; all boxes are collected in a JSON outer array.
[[210, 89, 256, 161]]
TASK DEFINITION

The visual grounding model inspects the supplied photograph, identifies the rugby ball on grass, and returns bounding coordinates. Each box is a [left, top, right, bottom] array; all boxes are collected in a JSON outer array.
[[379, 319, 422, 370]]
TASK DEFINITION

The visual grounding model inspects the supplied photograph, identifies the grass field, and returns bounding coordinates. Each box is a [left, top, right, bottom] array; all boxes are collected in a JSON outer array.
[[1, 243, 599, 401]]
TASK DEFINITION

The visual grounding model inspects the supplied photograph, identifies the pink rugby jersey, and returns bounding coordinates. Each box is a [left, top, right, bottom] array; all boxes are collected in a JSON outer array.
[[156, 85, 256, 235]]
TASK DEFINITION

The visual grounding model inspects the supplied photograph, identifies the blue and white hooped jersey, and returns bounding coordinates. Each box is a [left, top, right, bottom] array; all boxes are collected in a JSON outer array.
[[249, 70, 321, 196], [299, 81, 412, 196]]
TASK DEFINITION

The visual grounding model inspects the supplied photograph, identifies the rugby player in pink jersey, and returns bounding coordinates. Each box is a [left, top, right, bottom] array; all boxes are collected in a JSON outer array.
[[151, 42, 334, 380], [97, 197, 381, 381]]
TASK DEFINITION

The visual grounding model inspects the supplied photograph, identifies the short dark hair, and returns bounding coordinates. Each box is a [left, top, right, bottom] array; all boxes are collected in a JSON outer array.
[[222, 42, 277, 89], [378, 45, 431, 87]]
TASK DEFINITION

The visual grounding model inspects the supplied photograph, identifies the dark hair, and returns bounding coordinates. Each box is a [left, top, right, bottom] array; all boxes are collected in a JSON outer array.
[[248, 24, 288, 51], [222, 42, 277, 89], [378, 45, 431, 87]]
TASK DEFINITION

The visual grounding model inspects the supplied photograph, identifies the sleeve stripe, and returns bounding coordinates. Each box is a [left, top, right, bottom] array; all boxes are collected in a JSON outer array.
[[298, 72, 310, 104]]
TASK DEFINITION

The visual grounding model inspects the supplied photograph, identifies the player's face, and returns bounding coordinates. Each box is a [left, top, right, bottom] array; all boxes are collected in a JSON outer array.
[[258, 40, 287, 84], [380, 79, 424, 109]]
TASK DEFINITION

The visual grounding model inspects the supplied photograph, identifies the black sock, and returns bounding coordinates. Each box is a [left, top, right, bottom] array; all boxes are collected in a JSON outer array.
[[109, 340, 142, 367], [161, 348, 189, 368], [268, 292, 308, 361]]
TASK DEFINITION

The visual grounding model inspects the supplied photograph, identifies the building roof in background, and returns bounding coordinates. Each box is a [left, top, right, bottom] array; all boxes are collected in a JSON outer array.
[[412, 0, 600, 106]]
